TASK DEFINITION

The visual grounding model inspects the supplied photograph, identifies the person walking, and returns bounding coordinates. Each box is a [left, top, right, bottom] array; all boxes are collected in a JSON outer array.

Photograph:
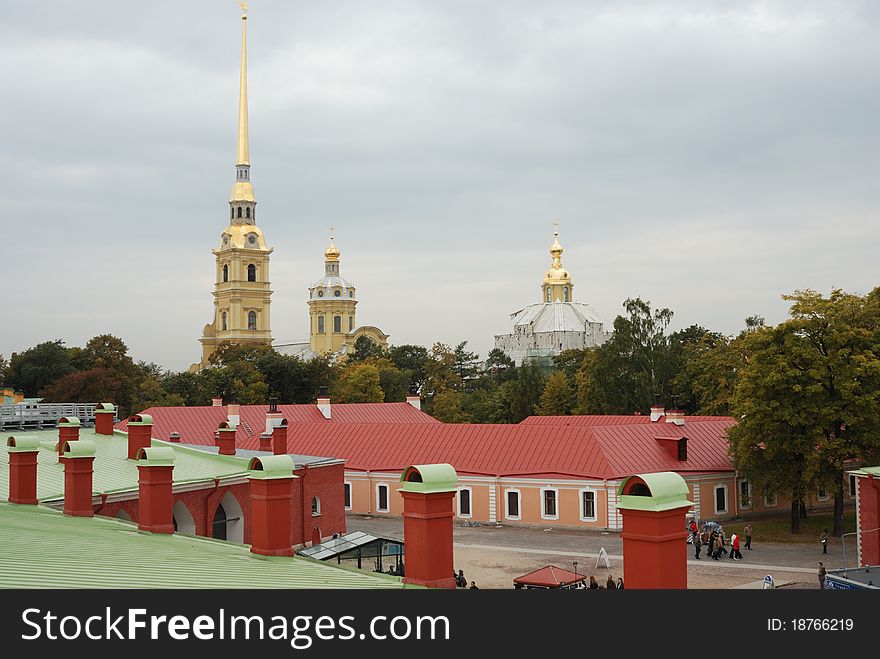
[[693, 530, 702, 560], [589, 575, 599, 589], [714, 534, 724, 561], [818, 562, 827, 589], [820, 529, 829, 554], [744, 523, 753, 550], [606, 575, 617, 589], [731, 533, 742, 560]]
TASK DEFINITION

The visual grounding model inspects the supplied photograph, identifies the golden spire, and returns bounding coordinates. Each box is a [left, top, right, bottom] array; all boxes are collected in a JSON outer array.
[[543, 222, 572, 300], [229, 2, 255, 203], [324, 226, 341, 261], [549, 222, 563, 268], [237, 2, 249, 166]]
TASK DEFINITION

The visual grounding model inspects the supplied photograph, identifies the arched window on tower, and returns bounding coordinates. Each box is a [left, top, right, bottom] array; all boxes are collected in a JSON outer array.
[[547, 289, 551, 303], [317, 316, 325, 334], [231, 207, 234, 220], [237, 207, 242, 218], [248, 311, 257, 331], [334, 316, 341, 333], [245, 207, 251, 219], [349, 316, 353, 331], [564, 287, 569, 302], [221, 312, 227, 331], [247, 264, 256, 282], [222, 264, 228, 282]]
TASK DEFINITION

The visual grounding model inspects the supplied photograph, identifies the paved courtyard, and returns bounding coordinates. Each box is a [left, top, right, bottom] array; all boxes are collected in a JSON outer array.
[[346, 514, 856, 589]]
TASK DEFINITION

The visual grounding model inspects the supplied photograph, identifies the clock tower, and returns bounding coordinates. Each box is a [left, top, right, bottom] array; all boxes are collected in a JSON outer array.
[[198, 3, 273, 367]]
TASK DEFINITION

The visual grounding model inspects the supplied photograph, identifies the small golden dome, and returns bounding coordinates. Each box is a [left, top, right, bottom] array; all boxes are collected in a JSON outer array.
[[324, 236, 340, 262]]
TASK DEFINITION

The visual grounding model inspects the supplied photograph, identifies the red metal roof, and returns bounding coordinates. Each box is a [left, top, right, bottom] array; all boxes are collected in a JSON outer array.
[[115, 402, 438, 445], [121, 407, 735, 480], [514, 565, 585, 587], [521, 415, 732, 426]]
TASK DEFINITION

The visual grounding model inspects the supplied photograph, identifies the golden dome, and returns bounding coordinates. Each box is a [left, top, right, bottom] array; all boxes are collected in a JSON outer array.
[[229, 180, 255, 203], [218, 223, 269, 250], [324, 231, 340, 261]]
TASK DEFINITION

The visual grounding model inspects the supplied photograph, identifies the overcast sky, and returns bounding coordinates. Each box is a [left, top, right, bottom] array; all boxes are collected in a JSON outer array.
[[1, 1, 878, 371]]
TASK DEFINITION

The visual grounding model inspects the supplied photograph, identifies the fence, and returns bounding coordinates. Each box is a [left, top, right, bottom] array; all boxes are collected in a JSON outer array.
[[0, 403, 102, 431]]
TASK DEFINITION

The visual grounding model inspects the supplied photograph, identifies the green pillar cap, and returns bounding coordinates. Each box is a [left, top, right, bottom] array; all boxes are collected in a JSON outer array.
[[62, 439, 96, 459], [399, 464, 458, 494], [136, 446, 176, 466], [58, 416, 81, 427], [96, 403, 116, 412], [248, 454, 296, 479], [128, 413, 153, 425], [6, 436, 43, 452], [617, 472, 694, 512]]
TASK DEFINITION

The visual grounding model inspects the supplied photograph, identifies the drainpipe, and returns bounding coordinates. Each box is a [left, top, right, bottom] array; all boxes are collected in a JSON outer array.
[[205, 478, 221, 538], [300, 463, 309, 545]]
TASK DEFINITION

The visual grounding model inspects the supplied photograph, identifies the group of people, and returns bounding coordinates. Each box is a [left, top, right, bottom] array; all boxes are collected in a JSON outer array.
[[455, 569, 478, 589], [585, 575, 624, 589], [690, 520, 752, 561]]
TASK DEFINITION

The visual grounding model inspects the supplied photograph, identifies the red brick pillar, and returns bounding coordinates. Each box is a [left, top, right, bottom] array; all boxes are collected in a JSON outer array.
[[6, 437, 42, 505], [216, 423, 237, 456], [259, 433, 272, 452], [618, 473, 694, 589], [400, 464, 458, 589], [272, 421, 288, 456], [126, 414, 153, 460], [61, 440, 96, 517], [57, 418, 80, 462], [94, 404, 116, 435], [136, 447, 176, 534], [248, 455, 296, 557]]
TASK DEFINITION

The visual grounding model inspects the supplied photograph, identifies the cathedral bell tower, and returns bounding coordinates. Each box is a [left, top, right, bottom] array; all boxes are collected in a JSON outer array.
[[542, 224, 574, 303], [199, 2, 273, 367], [308, 230, 358, 355]]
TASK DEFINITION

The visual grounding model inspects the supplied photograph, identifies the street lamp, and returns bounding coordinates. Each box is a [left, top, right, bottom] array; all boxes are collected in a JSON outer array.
[[573, 560, 579, 586]]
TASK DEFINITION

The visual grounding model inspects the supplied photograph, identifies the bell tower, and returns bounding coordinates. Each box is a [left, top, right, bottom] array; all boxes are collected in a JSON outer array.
[[199, 2, 273, 367], [308, 229, 358, 355]]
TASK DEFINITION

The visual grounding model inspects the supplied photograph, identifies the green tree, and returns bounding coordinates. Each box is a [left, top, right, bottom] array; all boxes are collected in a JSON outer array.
[[7, 340, 74, 397], [485, 348, 516, 384], [423, 343, 461, 399], [453, 342, 480, 387], [348, 336, 385, 363], [39, 368, 126, 405], [432, 390, 472, 423], [506, 362, 546, 422], [334, 363, 384, 403], [81, 334, 136, 373], [388, 344, 429, 392], [199, 362, 269, 405], [0, 354, 9, 387], [537, 371, 575, 416]]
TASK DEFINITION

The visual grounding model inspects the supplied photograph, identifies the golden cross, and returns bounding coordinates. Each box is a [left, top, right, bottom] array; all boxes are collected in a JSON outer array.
[[553, 222, 559, 237], [329, 225, 335, 241]]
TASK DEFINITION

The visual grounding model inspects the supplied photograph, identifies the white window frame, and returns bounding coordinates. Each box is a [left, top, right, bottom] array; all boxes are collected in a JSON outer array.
[[738, 480, 752, 510], [817, 487, 829, 502], [457, 487, 473, 518], [376, 483, 390, 513], [344, 481, 352, 511], [764, 492, 778, 508], [579, 488, 597, 522], [311, 496, 321, 517], [541, 487, 559, 521], [713, 484, 728, 515], [504, 488, 521, 521]]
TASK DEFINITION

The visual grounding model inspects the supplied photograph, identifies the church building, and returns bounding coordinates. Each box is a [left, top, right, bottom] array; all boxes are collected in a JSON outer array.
[[197, 5, 273, 368], [494, 226, 610, 366]]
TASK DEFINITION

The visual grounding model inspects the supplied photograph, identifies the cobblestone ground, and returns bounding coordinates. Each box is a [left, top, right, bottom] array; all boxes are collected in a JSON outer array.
[[347, 515, 854, 589]]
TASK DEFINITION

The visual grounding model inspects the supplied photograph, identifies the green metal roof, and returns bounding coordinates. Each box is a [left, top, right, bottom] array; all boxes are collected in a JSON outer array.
[[399, 464, 458, 494], [0, 428, 254, 503], [617, 472, 694, 512], [848, 465, 880, 477], [248, 454, 295, 479], [0, 503, 406, 589]]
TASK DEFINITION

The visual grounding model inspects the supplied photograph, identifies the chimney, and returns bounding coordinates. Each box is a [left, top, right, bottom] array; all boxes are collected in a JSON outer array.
[[6, 437, 42, 505], [268, 397, 278, 413], [61, 440, 96, 517], [406, 388, 421, 411], [94, 403, 116, 435], [212, 397, 223, 407], [400, 464, 459, 589], [216, 421, 237, 456], [650, 405, 665, 422], [665, 410, 685, 426], [317, 387, 331, 420], [259, 432, 273, 452], [56, 416, 81, 462], [136, 447, 176, 534], [168, 432, 181, 443], [227, 402, 240, 428], [271, 420, 288, 456], [248, 455, 296, 556], [126, 414, 154, 460]]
